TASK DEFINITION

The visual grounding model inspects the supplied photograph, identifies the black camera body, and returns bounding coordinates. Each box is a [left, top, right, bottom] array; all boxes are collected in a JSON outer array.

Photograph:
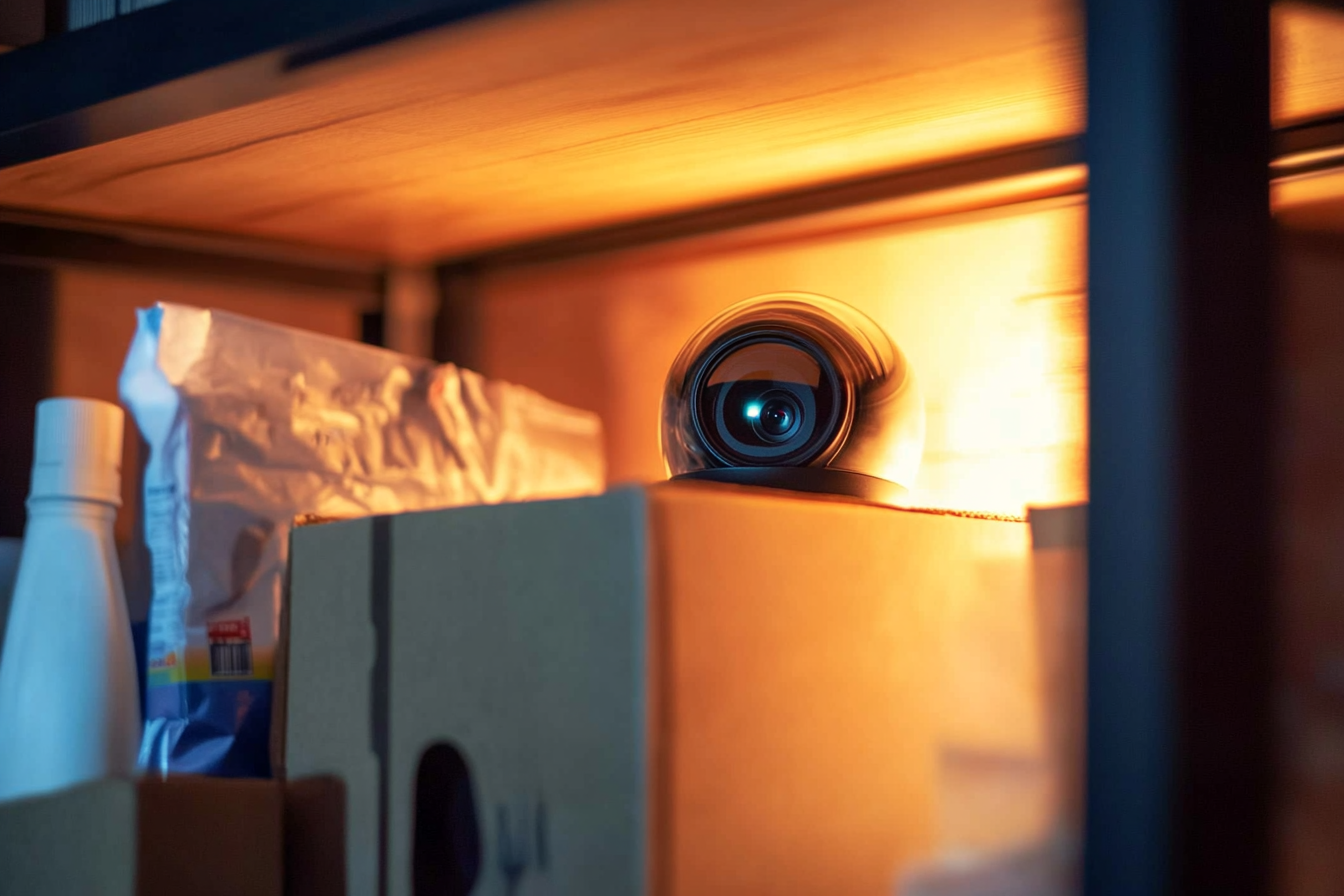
[[661, 293, 924, 506]]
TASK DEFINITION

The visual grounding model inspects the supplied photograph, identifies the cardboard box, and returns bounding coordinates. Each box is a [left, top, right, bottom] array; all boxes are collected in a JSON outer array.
[[0, 776, 284, 896], [283, 482, 1031, 896]]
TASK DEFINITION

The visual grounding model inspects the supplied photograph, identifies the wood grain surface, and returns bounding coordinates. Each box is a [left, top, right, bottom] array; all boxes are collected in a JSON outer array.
[[0, 1, 1337, 261], [0, 0, 1084, 260], [1275, 2, 1344, 127]]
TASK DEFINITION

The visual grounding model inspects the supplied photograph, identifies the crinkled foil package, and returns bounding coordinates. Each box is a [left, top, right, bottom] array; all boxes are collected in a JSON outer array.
[[119, 303, 604, 777]]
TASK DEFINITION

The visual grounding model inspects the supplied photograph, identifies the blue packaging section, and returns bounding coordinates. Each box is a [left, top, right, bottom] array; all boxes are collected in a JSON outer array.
[[141, 681, 272, 778]]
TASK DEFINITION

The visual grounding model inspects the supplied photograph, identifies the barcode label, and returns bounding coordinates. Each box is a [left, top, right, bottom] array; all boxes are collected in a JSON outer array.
[[209, 642, 253, 677], [208, 618, 254, 677]]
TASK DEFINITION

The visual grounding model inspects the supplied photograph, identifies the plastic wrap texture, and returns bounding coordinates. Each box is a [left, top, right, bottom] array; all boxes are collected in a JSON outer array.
[[119, 303, 604, 777]]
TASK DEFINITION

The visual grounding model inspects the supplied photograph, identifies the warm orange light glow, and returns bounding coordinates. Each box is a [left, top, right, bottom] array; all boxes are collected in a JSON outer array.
[[1275, 168, 1344, 235], [1273, 147, 1344, 174], [3, 0, 1341, 262], [1274, 2, 1344, 126], [472, 196, 1088, 518], [0, 0, 1084, 261]]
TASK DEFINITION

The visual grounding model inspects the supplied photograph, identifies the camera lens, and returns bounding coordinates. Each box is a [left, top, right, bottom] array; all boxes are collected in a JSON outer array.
[[692, 335, 842, 466], [661, 292, 925, 502], [755, 395, 798, 440]]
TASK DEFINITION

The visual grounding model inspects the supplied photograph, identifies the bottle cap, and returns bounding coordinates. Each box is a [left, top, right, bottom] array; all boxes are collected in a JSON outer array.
[[28, 398, 124, 505]]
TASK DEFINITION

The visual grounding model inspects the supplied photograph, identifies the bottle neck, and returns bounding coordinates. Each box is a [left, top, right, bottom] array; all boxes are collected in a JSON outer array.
[[25, 495, 119, 525]]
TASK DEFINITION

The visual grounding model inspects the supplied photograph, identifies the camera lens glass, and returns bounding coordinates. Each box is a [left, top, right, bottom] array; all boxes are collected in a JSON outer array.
[[694, 336, 841, 465], [757, 396, 797, 439]]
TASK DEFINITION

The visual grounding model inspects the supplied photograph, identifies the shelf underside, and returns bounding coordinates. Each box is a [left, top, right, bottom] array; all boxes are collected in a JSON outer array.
[[0, 0, 1339, 262]]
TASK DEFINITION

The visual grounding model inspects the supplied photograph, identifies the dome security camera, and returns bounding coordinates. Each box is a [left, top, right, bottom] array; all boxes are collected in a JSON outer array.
[[660, 293, 925, 506]]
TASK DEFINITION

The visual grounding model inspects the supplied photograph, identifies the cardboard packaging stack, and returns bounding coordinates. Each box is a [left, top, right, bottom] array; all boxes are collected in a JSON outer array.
[[282, 482, 1032, 896], [0, 776, 285, 896], [0, 482, 1055, 896], [0, 773, 346, 896]]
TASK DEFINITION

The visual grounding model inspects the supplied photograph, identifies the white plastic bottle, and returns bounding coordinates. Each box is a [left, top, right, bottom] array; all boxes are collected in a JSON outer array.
[[0, 398, 141, 802]]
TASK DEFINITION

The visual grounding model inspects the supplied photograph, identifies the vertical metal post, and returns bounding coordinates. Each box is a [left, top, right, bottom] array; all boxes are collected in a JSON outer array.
[[1086, 0, 1275, 894]]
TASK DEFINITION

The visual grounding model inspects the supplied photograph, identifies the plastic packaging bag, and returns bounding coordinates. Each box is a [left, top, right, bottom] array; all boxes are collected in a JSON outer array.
[[120, 303, 604, 777]]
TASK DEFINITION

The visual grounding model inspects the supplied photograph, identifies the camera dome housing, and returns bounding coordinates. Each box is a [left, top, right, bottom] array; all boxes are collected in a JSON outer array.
[[660, 292, 924, 505]]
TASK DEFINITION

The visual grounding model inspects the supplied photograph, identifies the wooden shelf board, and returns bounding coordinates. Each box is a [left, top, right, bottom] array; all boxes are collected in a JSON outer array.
[[1276, 2, 1344, 127], [0, 1, 1339, 261], [0, 0, 1085, 261]]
